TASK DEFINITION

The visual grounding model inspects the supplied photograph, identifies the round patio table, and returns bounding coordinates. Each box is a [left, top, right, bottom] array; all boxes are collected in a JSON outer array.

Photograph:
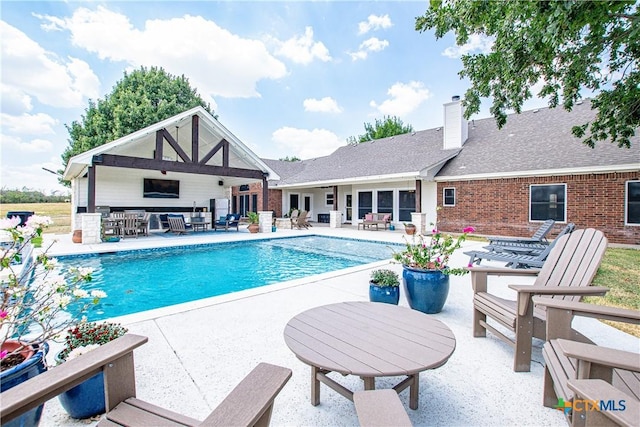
[[283, 301, 456, 410]]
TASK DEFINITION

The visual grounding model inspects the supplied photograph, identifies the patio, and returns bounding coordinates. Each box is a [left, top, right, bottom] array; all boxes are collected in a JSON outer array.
[[38, 226, 638, 426]]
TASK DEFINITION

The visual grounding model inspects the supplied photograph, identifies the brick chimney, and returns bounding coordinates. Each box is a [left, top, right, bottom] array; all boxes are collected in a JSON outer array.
[[443, 95, 468, 149]]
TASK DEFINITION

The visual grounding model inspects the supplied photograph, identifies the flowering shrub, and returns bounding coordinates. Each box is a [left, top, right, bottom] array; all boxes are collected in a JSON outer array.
[[0, 215, 107, 370], [392, 225, 476, 276], [58, 321, 128, 361], [370, 269, 400, 287]]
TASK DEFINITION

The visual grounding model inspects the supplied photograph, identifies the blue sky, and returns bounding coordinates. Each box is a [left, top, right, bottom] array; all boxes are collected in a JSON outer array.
[[1, 1, 540, 194]]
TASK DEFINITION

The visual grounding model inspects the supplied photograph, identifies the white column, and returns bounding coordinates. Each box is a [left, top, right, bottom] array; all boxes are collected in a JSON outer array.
[[329, 210, 342, 228], [81, 213, 102, 244], [258, 211, 273, 233], [411, 212, 428, 235]]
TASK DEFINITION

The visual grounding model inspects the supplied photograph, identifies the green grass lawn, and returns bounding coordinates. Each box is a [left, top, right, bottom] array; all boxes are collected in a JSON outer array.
[[1, 202, 71, 234]]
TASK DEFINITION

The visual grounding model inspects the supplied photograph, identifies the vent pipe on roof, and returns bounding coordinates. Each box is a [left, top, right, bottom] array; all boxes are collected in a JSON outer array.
[[443, 96, 468, 150]]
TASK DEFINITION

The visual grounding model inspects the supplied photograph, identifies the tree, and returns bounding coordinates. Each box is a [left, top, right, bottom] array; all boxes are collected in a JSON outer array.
[[416, 1, 639, 148], [346, 116, 414, 144], [60, 66, 214, 183], [279, 156, 301, 162]]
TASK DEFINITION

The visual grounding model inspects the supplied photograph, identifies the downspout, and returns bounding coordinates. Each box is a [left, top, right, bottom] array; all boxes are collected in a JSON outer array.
[[415, 179, 421, 213]]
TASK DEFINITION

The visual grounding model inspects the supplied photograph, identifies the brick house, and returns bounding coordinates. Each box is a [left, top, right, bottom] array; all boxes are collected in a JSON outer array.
[[242, 99, 639, 244]]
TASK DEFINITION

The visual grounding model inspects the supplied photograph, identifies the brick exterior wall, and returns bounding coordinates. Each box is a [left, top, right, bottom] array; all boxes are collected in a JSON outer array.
[[437, 172, 640, 245], [231, 182, 283, 217]]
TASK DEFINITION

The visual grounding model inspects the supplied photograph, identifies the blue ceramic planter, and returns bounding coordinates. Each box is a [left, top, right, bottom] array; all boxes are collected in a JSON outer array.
[[402, 266, 450, 314], [55, 352, 106, 419], [1, 342, 49, 427], [369, 283, 400, 305]]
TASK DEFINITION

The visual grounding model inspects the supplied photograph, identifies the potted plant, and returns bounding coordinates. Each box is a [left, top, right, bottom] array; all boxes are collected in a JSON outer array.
[[369, 269, 400, 305], [55, 321, 128, 419], [392, 224, 475, 313], [247, 212, 259, 233], [1, 216, 107, 427], [403, 223, 417, 235]]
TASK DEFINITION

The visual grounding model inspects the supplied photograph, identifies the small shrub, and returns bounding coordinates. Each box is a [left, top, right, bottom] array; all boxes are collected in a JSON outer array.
[[370, 269, 400, 287]]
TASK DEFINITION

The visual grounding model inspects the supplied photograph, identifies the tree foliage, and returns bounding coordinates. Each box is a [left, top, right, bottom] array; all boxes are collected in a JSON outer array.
[[347, 116, 414, 144], [279, 156, 301, 162], [416, 0, 639, 148], [61, 66, 213, 182], [1, 188, 69, 203]]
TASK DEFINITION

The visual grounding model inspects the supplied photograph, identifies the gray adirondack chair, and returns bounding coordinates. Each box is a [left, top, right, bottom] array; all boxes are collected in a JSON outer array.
[[468, 228, 609, 372], [482, 223, 576, 257], [0, 334, 292, 427], [486, 219, 556, 245]]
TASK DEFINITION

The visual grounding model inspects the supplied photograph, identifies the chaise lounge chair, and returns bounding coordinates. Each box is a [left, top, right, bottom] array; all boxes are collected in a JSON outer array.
[[482, 223, 575, 256], [486, 219, 556, 245], [214, 213, 240, 231], [465, 223, 575, 268], [468, 228, 609, 372], [0, 334, 292, 427], [167, 215, 191, 235]]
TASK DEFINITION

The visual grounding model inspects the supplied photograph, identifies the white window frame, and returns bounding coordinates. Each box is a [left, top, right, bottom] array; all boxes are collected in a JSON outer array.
[[443, 187, 456, 207], [529, 183, 567, 223], [626, 180, 640, 226]]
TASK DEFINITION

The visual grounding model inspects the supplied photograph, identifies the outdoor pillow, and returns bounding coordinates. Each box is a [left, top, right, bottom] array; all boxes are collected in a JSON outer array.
[[365, 214, 373, 221]]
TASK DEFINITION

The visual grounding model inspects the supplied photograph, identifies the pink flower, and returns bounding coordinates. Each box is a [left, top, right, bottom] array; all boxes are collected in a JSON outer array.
[[0, 350, 7, 359], [463, 226, 475, 233], [432, 228, 438, 234], [0, 311, 7, 319]]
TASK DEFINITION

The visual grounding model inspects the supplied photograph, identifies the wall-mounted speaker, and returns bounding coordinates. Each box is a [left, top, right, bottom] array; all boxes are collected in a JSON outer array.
[[218, 180, 224, 186]]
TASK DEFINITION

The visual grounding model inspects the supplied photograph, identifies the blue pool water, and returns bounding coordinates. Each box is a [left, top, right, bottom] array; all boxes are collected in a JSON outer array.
[[58, 236, 399, 320]]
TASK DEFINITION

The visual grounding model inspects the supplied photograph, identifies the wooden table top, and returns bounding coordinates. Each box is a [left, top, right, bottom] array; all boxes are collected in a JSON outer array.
[[284, 301, 456, 377]]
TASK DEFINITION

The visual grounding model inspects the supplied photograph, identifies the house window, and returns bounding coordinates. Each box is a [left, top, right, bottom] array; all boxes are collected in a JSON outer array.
[[251, 194, 258, 213], [239, 194, 249, 216], [443, 188, 456, 206], [626, 180, 640, 225], [326, 193, 334, 206], [377, 191, 393, 215], [358, 191, 373, 219], [289, 194, 299, 210], [398, 190, 415, 222], [530, 184, 566, 222]]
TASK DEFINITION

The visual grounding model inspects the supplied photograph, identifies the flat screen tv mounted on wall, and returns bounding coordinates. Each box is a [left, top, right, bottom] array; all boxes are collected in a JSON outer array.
[[143, 178, 180, 198]]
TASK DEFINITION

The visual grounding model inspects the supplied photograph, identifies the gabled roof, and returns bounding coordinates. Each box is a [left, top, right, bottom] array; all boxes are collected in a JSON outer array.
[[264, 130, 460, 188], [63, 106, 279, 182], [266, 100, 638, 187], [437, 100, 639, 179]]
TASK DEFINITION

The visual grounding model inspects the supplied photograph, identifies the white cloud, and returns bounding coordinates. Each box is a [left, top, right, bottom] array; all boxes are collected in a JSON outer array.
[[349, 37, 389, 61], [1, 112, 57, 135], [273, 26, 331, 65], [369, 81, 432, 116], [36, 6, 288, 101], [303, 97, 342, 113], [358, 14, 392, 35], [0, 21, 100, 108], [442, 34, 494, 58], [0, 133, 54, 153], [272, 127, 343, 159], [0, 160, 67, 194], [1, 85, 33, 114]]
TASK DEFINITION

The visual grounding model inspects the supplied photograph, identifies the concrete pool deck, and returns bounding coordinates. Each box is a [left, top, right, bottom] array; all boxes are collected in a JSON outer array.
[[38, 225, 638, 426]]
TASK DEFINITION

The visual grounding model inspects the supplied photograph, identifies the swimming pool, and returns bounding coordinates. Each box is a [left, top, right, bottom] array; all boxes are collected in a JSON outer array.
[[57, 236, 399, 320]]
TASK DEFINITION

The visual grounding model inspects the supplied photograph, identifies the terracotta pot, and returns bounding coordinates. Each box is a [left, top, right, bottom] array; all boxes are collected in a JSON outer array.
[[247, 223, 259, 233], [72, 230, 82, 244], [404, 224, 416, 235]]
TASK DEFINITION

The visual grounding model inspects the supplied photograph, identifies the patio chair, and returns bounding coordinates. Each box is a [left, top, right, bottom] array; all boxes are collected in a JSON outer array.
[[136, 212, 150, 236], [468, 228, 609, 371], [289, 209, 299, 227], [0, 334, 292, 427], [464, 223, 575, 268], [486, 219, 556, 245], [483, 223, 575, 256], [121, 213, 139, 238], [214, 213, 240, 231], [532, 297, 640, 426], [167, 215, 190, 235], [295, 210, 309, 229]]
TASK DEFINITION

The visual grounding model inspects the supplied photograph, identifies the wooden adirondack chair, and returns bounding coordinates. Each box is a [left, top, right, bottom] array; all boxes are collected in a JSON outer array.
[[532, 297, 640, 427], [468, 228, 610, 372], [0, 334, 292, 427], [168, 216, 189, 235]]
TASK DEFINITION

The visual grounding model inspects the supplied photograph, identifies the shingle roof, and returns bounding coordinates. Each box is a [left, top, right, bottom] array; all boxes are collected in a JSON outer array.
[[438, 100, 639, 178], [264, 130, 460, 186], [264, 100, 639, 186]]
